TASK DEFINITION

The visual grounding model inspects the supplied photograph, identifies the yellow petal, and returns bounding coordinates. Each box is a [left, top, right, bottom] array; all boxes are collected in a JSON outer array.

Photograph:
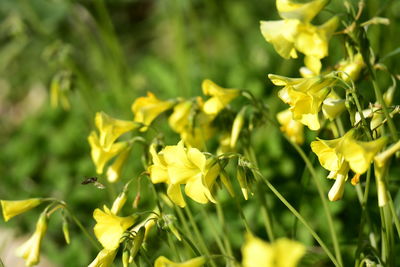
[[167, 184, 186, 208], [260, 20, 299, 59], [106, 146, 131, 183], [95, 111, 137, 151], [1, 198, 42, 222], [202, 80, 240, 116], [277, 0, 328, 22], [341, 136, 387, 174], [154, 256, 206, 267], [88, 248, 117, 267], [88, 131, 128, 174], [132, 92, 173, 132], [242, 234, 274, 267], [311, 137, 344, 171], [277, 109, 304, 144], [273, 238, 306, 267], [93, 207, 135, 249], [16, 212, 48, 267]]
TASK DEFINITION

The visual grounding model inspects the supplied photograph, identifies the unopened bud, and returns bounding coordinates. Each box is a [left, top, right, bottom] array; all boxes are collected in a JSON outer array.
[[111, 192, 127, 215]]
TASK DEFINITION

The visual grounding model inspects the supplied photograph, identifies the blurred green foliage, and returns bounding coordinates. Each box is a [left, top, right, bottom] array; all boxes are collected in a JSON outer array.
[[1, 0, 400, 266]]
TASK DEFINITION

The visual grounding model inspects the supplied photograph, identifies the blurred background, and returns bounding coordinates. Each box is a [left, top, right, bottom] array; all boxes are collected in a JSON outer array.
[[1, 0, 400, 266]]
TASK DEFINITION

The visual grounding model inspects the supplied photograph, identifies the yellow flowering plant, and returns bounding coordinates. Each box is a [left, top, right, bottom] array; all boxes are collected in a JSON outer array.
[[4, 1, 400, 267]]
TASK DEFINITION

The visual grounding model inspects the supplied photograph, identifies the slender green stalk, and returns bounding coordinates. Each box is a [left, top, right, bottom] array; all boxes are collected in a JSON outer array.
[[233, 196, 252, 234], [284, 136, 343, 267], [184, 205, 217, 267], [256, 187, 275, 242], [64, 206, 101, 250], [200, 207, 227, 256], [215, 202, 235, 266], [245, 147, 275, 241], [167, 233, 182, 261], [259, 175, 339, 266], [387, 193, 400, 238]]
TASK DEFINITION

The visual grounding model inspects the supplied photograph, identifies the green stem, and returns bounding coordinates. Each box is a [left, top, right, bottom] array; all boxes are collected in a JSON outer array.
[[64, 206, 101, 250], [259, 175, 339, 266], [184, 205, 217, 267], [387, 194, 400, 238], [256, 187, 275, 242], [215, 202, 235, 266], [284, 136, 343, 267], [200, 207, 227, 256]]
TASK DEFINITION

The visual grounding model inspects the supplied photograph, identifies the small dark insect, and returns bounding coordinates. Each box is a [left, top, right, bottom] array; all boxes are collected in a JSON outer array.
[[81, 177, 106, 189], [81, 177, 98, 185]]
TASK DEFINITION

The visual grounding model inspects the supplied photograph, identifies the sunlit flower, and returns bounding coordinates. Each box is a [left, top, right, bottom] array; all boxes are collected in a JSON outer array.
[[148, 141, 218, 207], [95, 111, 137, 151], [269, 74, 336, 130], [154, 256, 206, 267], [311, 130, 387, 201], [16, 212, 48, 266], [202, 79, 240, 116], [276, 109, 304, 145], [321, 91, 346, 120], [337, 53, 365, 82], [168, 98, 214, 149], [242, 234, 305, 267], [88, 131, 128, 174], [1, 198, 42, 222], [131, 92, 174, 132], [260, 0, 338, 74], [88, 248, 117, 267], [277, 0, 328, 22], [93, 206, 136, 249]]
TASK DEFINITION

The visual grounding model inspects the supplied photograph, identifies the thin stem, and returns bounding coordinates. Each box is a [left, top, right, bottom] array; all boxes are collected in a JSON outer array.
[[259, 175, 339, 266], [64, 205, 101, 250], [387, 193, 400, 238], [200, 207, 227, 256], [184, 205, 217, 267], [284, 136, 343, 267], [215, 202, 235, 266]]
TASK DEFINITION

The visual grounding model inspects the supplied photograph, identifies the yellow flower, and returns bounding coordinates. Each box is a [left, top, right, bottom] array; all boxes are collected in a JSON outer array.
[[93, 206, 136, 249], [337, 53, 365, 82], [88, 248, 117, 267], [269, 74, 336, 130], [311, 130, 387, 201], [321, 91, 346, 120], [277, 0, 328, 22], [106, 146, 131, 183], [148, 141, 217, 207], [168, 98, 214, 149], [95, 111, 137, 151], [168, 100, 193, 134], [295, 17, 339, 73], [242, 234, 305, 267], [202, 79, 240, 116], [260, 19, 300, 59], [16, 212, 48, 267], [260, 0, 338, 74], [276, 109, 304, 145], [154, 256, 206, 267], [131, 92, 174, 132], [88, 131, 128, 174], [1, 198, 42, 222]]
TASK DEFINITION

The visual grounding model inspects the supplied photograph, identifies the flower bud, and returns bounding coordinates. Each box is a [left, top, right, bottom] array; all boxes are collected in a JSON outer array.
[[1, 198, 43, 222]]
